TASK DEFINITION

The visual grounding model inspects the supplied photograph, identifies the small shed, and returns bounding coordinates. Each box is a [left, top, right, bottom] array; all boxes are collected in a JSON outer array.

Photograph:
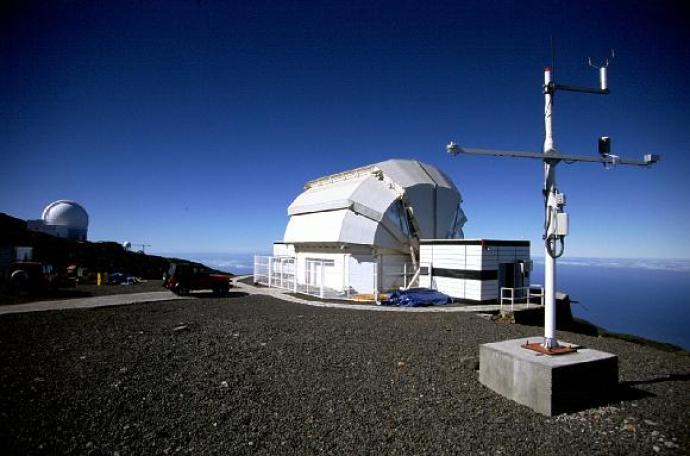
[[419, 239, 531, 303]]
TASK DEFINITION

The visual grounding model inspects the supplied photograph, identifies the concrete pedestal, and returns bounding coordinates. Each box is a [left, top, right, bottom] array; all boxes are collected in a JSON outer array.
[[479, 337, 618, 416]]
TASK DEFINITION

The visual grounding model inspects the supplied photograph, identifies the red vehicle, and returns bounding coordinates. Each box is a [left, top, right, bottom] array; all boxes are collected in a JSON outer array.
[[163, 262, 233, 296]]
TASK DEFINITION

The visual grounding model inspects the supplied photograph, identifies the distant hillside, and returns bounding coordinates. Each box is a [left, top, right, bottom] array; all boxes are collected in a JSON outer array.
[[0, 212, 229, 279]]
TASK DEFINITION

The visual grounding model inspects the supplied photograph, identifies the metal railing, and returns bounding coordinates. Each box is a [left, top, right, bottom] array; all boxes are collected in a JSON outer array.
[[253, 255, 416, 301], [500, 285, 545, 312]]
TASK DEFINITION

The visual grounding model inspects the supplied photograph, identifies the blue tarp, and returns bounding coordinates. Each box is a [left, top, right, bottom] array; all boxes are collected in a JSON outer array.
[[382, 288, 452, 307]]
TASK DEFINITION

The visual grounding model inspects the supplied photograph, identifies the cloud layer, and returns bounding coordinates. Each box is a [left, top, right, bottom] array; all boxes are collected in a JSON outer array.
[[532, 257, 690, 273]]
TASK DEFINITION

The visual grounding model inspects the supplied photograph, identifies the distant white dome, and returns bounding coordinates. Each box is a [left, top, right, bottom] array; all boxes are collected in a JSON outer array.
[[42, 200, 89, 229]]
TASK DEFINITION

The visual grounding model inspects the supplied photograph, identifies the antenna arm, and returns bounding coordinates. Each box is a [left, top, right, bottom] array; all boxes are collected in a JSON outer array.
[[448, 145, 659, 167], [553, 83, 609, 95]]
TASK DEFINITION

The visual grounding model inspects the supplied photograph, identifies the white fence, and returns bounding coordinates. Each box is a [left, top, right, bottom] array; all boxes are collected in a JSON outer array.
[[500, 285, 545, 311], [253, 255, 416, 301]]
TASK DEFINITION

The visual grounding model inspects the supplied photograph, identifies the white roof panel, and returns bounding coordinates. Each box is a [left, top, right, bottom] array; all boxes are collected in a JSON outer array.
[[281, 159, 465, 251]]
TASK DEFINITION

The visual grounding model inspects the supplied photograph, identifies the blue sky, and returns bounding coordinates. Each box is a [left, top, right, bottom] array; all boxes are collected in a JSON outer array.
[[2, 0, 689, 258]]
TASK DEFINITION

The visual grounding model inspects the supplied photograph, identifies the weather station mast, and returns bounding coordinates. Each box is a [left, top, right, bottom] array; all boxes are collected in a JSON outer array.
[[447, 50, 660, 352]]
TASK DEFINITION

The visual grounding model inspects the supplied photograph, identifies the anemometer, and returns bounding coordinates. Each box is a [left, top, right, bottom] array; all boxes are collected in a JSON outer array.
[[447, 48, 660, 350]]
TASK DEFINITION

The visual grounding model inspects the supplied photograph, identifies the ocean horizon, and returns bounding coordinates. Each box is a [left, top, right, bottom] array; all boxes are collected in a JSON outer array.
[[167, 253, 690, 350], [530, 258, 690, 351]]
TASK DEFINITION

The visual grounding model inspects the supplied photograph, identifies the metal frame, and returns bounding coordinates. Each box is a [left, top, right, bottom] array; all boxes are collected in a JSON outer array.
[[500, 286, 545, 312], [254, 255, 416, 301], [448, 58, 660, 349], [449, 146, 657, 167]]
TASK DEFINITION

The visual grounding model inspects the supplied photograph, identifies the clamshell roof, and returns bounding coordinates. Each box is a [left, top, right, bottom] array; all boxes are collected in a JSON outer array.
[[283, 159, 465, 253]]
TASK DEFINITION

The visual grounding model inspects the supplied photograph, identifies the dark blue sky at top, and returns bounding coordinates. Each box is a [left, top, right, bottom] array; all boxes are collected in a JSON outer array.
[[1, 0, 689, 258]]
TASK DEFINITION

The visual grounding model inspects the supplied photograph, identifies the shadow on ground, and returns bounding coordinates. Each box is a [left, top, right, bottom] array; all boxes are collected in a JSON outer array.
[[186, 291, 249, 299], [621, 373, 690, 387]]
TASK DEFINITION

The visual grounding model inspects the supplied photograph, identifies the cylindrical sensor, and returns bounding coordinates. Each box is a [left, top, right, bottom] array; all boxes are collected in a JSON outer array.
[[600, 66, 608, 91], [598, 136, 611, 155]]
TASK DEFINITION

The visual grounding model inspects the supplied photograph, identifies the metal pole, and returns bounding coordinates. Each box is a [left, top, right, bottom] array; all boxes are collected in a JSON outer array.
[[293, 258, 298, 293], [374, 255, 380, 304], [543, 66, 558, 349], [320, 260, 325, 299], [268, 257, 272, 288], [447, 55, 657, 350], [403, 262, 407, 289]]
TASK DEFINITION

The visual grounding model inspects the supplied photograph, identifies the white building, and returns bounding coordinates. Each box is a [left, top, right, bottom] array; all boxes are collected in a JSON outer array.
[[257, 159, 467, 298], [419, 239, 532, 303], [27, 200, 89, 241]]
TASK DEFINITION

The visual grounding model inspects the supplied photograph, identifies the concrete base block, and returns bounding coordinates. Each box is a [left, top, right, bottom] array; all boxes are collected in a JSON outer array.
[[479, 337, 618, 416]]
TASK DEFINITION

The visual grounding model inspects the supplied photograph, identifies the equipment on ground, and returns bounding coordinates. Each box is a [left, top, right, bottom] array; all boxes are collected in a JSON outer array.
[[1, 262, 58, 294]]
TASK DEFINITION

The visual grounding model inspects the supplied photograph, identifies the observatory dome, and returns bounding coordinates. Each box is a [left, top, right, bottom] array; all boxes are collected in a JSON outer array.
[[42, 200, 89, 230], [282, 159, 466, 253]]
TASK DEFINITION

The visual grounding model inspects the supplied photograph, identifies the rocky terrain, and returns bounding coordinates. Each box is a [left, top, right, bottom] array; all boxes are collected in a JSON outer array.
[[0, 294, 688, 455]]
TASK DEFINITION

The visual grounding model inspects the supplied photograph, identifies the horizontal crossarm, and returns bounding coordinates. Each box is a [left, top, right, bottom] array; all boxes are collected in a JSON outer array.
[[449, 145, 657, 167]]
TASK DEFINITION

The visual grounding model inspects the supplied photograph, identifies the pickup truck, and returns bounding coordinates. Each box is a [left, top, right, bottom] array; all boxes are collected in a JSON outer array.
[[163, 262, 233, 296]]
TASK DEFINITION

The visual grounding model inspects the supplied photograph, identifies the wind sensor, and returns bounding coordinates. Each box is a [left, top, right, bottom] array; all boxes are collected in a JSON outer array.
[[447, 49, 660, 350]]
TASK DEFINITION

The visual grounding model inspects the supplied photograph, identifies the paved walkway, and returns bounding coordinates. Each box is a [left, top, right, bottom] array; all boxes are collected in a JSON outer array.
[[0, 291, 188, 316], [0, 276, 540, 316], [233, 277, 539, 314]]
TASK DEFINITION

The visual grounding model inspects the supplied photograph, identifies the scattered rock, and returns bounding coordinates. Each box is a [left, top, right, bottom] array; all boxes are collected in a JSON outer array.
[[1, 293, 688, 455], [622, 424, 636, 432], [459, 356, 480, 371]]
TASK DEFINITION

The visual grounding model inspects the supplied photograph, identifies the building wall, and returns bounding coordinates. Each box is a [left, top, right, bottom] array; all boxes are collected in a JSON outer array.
[[27, 220, 87, 241], [420, 241, 530, 302], [271, 243, 413, 295]]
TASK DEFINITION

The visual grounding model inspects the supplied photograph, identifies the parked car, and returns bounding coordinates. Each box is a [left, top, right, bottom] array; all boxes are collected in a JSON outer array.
[[164, 263, 233, 296]]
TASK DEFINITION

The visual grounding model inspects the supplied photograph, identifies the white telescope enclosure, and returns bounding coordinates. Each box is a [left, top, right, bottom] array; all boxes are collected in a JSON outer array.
[[256, 159, 467, 299]]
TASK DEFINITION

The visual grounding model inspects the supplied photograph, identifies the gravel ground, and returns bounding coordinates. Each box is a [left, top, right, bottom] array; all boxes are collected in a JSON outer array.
[[0, 294, 688, 456], [0, 280, 165, 306]]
